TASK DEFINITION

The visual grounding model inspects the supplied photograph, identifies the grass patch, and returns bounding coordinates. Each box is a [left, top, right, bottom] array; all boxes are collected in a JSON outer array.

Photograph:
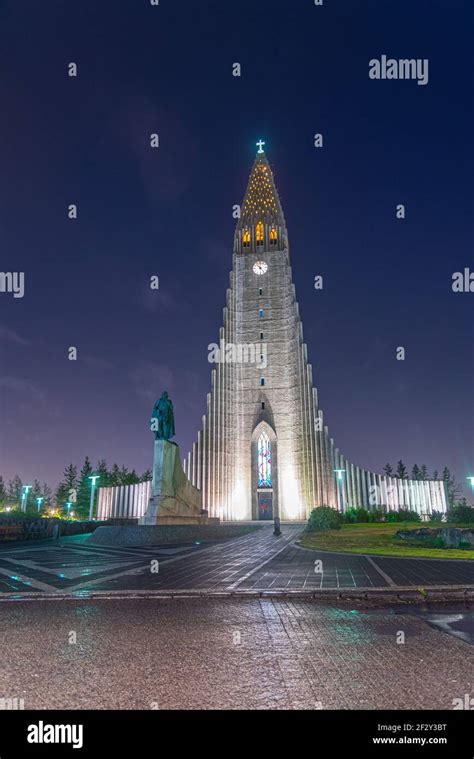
[[300, 522, 474, 560]]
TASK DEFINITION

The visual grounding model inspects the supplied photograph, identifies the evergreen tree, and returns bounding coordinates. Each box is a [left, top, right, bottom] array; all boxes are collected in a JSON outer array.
[[120, 467, 140, 485], [32, 479, 42, 499], [420, 464, 428, 481], [396, 460, 408, 479], [109, 463, 121, 486], [383, 463, 393, 477], [411, 464, 421, 480], [442, 467, 462, 507], [432, 470, 439, 481], [8, 475, 23, 504], [0, 476, 7, 504], [76, 456, 93, 518], [56, 463, 78, 508], [119, 465, 130, 485], [96, 459, 110, 488], [141, 469, 152, 481], [29, 479, 42, 513], [42, 482, 53, 509]]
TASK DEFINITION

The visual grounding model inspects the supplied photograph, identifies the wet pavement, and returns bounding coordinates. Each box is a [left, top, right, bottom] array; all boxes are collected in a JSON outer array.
[[408, 606, 474, 645], [0, 597, 472, 710], [0, 523, 472, 596]]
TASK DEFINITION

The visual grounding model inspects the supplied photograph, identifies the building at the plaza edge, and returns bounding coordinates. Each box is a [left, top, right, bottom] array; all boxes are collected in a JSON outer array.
[[98, 146, 447, 522]]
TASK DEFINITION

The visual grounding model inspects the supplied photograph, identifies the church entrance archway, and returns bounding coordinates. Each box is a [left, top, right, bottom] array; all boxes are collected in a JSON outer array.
[[257, 490, 273, 520], [251, 422, 278, 520]]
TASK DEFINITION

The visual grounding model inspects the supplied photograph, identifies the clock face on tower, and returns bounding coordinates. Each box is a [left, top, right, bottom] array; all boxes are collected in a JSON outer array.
[[253, 261, 268, 275]]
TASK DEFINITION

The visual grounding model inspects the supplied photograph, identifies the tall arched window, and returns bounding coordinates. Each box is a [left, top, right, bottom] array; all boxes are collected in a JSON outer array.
[[269, 227, 277, 244], [258, 431, 272, 487], [256, 221, 264, 245], [242, 229, 250, 247]]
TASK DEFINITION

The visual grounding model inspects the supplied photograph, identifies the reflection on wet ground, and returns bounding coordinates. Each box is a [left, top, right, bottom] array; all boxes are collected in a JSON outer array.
[[391, 603, 474, 645], [0, 525, 472, 595], [0, 597, 472, 709]]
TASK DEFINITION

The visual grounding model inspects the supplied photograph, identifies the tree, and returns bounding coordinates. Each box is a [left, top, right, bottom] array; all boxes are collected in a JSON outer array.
[[442, 467, 462, 507], [42, 482, 53, 508], [120, 467, 140, 485], [383, 463, 393, 477], [432, 470, 439, 481], [76, 456, 94, 518], [56, 463, 78, 508], [119, 465, 130, 485], [109, 463, 121, 487], [420, 464, 428, 481], [28, 479, 43, 513], [96, 459, 110, 488], [32, 479, 42, 499], [0, 476, 7, 504], [8, 475, 23, 504], [396, 460, 408, 480], [411, 464, 421, 481], [141, 469, 152, 481]]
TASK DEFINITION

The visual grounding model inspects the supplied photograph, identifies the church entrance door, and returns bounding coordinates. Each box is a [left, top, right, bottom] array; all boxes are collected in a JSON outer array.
[[257, 490, 273, 520]]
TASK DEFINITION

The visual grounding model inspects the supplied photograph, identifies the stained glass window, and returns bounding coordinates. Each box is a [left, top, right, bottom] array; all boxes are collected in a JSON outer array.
[[256, 221, 264, 244], [258, 431, 272, 487]]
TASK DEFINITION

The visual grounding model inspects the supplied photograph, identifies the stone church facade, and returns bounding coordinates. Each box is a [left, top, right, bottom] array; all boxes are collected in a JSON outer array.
[[181, 147, 447, 521], [97, 147, 447, 523]]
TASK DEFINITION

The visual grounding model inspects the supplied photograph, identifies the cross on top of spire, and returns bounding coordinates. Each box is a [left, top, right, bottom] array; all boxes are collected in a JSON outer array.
[[256, 139, 265, 154]]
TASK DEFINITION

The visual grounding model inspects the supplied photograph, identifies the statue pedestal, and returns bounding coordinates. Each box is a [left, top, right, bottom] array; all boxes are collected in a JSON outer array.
[[140, 440, 211, 525]]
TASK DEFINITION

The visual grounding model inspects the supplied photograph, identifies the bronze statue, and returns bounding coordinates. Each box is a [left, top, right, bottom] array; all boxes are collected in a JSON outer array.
[[150, 391, 175, 440]]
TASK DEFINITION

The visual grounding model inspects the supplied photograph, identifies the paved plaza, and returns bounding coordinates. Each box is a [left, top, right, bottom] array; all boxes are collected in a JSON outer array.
[[0, 597, 472, 710], [0, 527, 472, 712], [0, 524, 472, 596]]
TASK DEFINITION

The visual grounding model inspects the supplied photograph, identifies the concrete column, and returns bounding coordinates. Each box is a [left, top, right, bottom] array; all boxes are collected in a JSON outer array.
[[361, 469, 369, 508], [356, 466, 362, 507], [313, 390, 323, 506], [196, 430, 202, 492], [299, 345, 310, 509], [215, 354, 221, 519], [307, 365, 317, 510], [330, 437, 336, 507], [202, 411, 208, 512]]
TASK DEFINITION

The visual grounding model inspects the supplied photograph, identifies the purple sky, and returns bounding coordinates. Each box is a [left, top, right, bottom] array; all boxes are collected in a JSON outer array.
[[0, 0, 472, 496]]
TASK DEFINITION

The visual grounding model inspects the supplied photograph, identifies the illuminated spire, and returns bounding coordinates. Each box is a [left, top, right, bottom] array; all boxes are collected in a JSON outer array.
[[235, 146, 287, 253], [240, 149, 285, 223]]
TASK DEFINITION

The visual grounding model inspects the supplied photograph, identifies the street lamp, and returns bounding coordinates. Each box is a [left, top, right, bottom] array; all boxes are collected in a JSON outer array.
[[88, 474, 100, 521], [36, 496, 44, 513], [65, 501, 73, 518], [21, 485, 32, 512], [334, 469, 346, 513]]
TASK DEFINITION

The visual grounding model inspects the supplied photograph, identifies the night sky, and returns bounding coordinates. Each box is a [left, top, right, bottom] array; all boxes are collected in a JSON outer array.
[[0, 0, 472, 495]]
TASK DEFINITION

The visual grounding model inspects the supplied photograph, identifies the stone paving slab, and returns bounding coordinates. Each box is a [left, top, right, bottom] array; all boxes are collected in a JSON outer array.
[[0, 597, 472, 710], [375, 556, 474, 586], [0, 524, 471, 596]]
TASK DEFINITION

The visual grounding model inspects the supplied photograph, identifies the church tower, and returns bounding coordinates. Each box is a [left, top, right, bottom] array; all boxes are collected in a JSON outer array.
[[183, 143, 336, 520], [183, 144, 447, 520]]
